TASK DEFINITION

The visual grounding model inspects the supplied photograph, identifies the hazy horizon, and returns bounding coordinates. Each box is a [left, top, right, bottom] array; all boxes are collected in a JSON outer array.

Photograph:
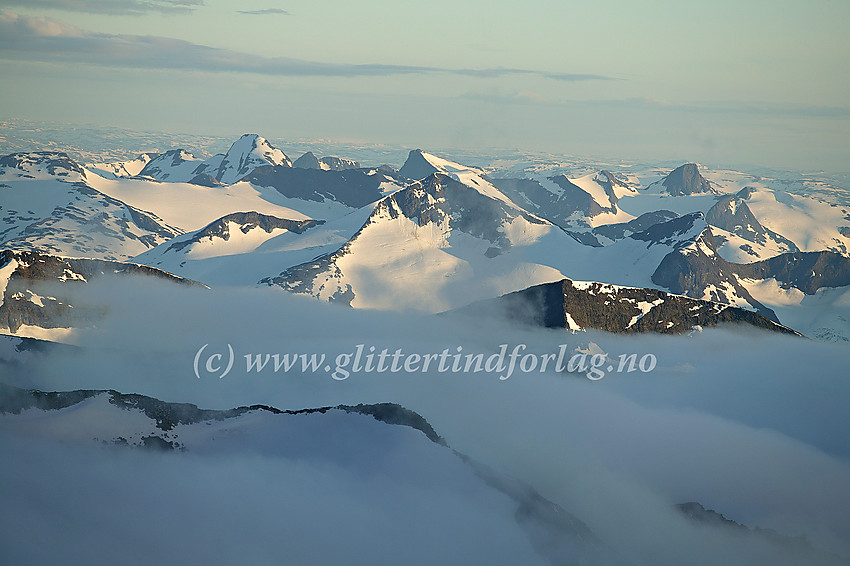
[[1, 1, 848, 173]]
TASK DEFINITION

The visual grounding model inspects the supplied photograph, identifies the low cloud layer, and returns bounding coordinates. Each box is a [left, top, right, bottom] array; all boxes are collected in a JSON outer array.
[[0, 11, 613, 81], [2, 277, 850, 562]]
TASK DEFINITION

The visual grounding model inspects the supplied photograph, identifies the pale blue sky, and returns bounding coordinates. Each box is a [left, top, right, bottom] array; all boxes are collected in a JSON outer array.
[[0, 0, 848, 171]]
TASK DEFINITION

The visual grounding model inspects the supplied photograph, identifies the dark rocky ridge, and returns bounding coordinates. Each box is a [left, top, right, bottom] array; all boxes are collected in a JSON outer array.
[[455, 278, 800, 335], [318, 155, 360, 171], [0, 249, 202, 332], [164, 212, 324, 254], [294, 151, 360, 171], [591, 210, 680, 243], [736, 251, 850, 294], [187, 172, 224, 187], [244, 165, 400, 209], [638, 213, 779, 320], [0, 383, 442, 441]]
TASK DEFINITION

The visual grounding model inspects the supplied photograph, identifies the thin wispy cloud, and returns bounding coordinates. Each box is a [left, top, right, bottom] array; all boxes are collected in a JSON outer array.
[[237, 8, 289, 16], [0, 12, 614, 82], [0, 0, 202, 15]]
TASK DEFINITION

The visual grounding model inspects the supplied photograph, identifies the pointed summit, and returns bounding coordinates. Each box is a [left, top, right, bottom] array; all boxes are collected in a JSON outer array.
[[293, 151, 321, 169], [655, 163, 713, 196], [215, 134, 291, 184], [399, 149, 439, 180], [398, 149, 484, 180]]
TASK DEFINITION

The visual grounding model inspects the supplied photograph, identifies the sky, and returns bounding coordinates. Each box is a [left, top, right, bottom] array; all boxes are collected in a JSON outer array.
[[0, 0, 848, 172]]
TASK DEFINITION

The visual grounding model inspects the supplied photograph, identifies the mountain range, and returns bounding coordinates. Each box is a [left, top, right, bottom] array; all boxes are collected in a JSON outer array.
[[2, 136, 850, 342]]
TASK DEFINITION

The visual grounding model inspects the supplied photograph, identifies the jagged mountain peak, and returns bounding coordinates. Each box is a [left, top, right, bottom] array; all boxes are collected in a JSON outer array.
[[215, 134, 292, 184], [369, 172, 540, 240], [261, 171, 572, 311], [228, 133, 282, 158]]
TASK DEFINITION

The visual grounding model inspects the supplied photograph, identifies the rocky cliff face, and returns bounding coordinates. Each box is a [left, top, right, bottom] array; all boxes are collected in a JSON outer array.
[[654, 163, 714, 195], [244, 165, 401, 209], [294, 151, 360, 171], [705, 194, 798, 254], [0, 249, 200, 333], [735, 251, 850, 294], [457, 278, 800, 335]]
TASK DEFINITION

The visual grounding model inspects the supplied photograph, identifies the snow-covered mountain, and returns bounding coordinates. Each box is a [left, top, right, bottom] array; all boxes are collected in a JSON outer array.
[[135, 134, 291, 185], [590, 210, 680, 245], [137, 148, 209, 182], [4, 140, 850, 340], [0, 152, 181, 260], [398, 148, 487, 180], [491, 170, 638, 230], [86, 152, 158, 179], [214, 133, 292, 184], [135, 212, 327, 283], [707, 192, 800, 262], [261, 172, 586, 311]]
